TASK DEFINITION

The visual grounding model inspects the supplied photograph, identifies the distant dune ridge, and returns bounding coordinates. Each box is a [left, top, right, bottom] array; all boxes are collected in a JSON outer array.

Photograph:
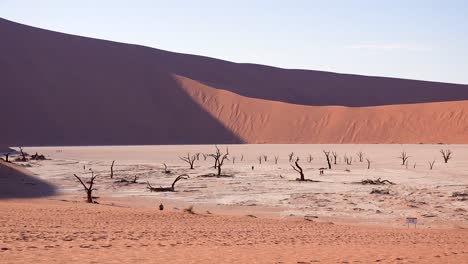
[[1, 17, 468, 145]]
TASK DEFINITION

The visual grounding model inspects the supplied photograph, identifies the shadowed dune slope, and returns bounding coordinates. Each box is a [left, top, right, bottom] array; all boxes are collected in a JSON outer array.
[[0, 161, 56, 199], [175, 75, 468, 143], [0, 18, 241, 146], [0, 145, 13, 153], [1, 17, 468, 145]]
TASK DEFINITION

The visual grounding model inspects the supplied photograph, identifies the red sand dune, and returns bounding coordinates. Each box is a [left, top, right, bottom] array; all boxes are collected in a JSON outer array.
[[1, 18, 468, 145], [175, 75, 468, 143]]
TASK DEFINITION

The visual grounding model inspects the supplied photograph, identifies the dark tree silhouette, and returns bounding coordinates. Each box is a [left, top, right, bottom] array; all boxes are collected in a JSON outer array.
[[73, 170, 98, 203], [180, 153, 197, 169], [398, 151, 410, 165], [323, 151, 332, 169], [110, 160, 115, 178], [440, 149, 452, 163], [291, 157, 305, 181], [428, 160, 435, 170]]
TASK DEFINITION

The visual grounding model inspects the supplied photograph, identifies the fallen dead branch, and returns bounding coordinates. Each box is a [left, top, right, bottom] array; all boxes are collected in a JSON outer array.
[[359, 178, 394, 185], [146, 174, 189, 192]]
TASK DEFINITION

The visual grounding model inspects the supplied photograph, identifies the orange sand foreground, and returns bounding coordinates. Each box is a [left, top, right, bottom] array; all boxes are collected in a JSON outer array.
[[0, 198, 467, 264]]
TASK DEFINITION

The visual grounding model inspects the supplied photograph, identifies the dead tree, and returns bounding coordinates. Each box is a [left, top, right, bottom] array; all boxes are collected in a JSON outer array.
[[73, 171, 98, 203], [195, 153, 201, 161], [257, 156, 262, 164], [240, 155, 244, 161], [399, 151, 410, 165], [366, 158, 371, 169], [307, 154, 313, 163], [357, 151, 364, 162], [274, 156, 279, 164], [180, 153, 196, 169], [440, 149, 452, 163], [232, 156, 236, 164], [331, 152, 338, 164], [291, 157, 305, 181], [163, 163, 171, 174], [146, 174, 189, 192], [217, 151, 229, 176], [263, 155, 268, 162], [208, 146, 228, 170], [428, 160, 435, 170], [110, 160, 115, 179], [288, 152, 294, 162], [323, 151, 332, 169], [202, 153, 208, 161], [18, 147, 27, 161], [208, 146, 223, 169]]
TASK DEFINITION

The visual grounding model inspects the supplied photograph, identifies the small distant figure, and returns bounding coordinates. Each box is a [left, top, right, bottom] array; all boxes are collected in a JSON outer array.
[[251, 166, 254, 171], [319, 168, 325, 175], [159, 203, 164, 211]]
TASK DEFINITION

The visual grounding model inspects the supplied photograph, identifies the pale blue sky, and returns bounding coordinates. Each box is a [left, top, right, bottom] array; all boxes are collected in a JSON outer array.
[[1, 0, 467, 84]]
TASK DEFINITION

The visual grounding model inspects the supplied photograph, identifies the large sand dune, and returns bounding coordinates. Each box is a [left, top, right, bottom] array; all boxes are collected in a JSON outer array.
[[176, 75, 468, 143], [1, 17, 468, 145]]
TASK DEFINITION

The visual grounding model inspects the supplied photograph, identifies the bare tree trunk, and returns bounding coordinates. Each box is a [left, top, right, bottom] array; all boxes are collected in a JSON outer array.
[[440, 149, 452, 163], [291, 157, 305, 181], [19, 147, 27, 161], [323, 151, 332, 169], [366, 158, 371, 169], [180, 153, 196, 169], [332, 152, 338, 165], [110, 160, 115, 178], [399, 151, 410, 165], [73, 171, 98, 203], [428, 160, 435, 170]]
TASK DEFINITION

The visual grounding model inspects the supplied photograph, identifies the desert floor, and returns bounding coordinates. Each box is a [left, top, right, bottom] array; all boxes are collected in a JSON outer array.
[[1, 144, 467, 263]]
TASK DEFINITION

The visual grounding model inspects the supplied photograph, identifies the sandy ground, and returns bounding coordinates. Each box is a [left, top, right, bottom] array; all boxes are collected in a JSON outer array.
[[1, 199, 467, 264], [1, 144, 468, 263]]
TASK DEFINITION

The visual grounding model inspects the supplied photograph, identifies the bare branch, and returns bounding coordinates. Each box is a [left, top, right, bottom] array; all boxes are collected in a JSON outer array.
[[440, 149, 452, 163], [323, 151, 332, 169], [398, 151, 410, 165]]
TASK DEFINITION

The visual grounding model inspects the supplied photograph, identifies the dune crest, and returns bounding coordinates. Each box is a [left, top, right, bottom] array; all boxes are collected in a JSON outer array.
[[175, 74, 468, 143]]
